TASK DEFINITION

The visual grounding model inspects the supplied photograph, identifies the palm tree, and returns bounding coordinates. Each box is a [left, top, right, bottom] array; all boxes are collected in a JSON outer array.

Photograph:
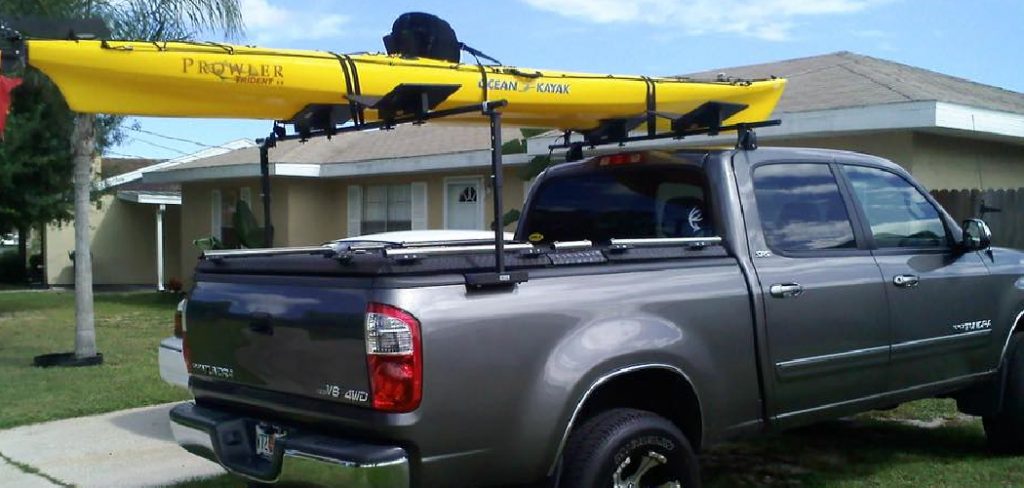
[[6, 0, 244, 361]]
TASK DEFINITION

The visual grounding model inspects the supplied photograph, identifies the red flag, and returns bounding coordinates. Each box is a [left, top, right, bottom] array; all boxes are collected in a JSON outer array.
[[0, 75, 23, 138]]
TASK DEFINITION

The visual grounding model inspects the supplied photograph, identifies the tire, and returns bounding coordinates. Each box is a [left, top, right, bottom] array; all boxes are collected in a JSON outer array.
[[984, 335, 1024, 453], [559, 408, 700, 488]]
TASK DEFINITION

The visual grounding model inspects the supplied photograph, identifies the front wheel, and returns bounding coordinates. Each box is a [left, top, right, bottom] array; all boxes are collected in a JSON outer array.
[[559, 408, 700, 488]]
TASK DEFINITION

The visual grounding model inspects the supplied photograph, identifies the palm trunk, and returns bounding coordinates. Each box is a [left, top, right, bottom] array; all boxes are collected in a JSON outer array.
[[71, 113, 96, 359]]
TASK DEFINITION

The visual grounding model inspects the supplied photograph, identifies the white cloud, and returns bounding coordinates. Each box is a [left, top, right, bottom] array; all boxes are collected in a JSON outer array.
[[241, 0, 349, 44], [520, 0, 890, 41]]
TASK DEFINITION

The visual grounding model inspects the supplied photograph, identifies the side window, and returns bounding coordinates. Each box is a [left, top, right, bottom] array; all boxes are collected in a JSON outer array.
[[842, 165, 947, 248], [753, 163, 857, 252], [522, 166, 712, 243]]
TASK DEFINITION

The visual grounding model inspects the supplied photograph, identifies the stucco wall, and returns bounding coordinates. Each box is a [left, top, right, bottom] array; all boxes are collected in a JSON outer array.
[[764, 131, 917, 170], [284, 179, 345, 246], [46, 196, 181, 287], [762, 130, 1024, 191], [909, 133, 1024, 191]]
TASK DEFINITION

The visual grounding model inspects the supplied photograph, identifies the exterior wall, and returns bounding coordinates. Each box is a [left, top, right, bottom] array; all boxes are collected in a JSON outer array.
[[763, 131, 917, 170], [909, 132, 1024, 190], [761, 129, 1024, 191], [325, 166, 528, 239], [178, 178, 288, 283], [177, 167, 532, 284], [283, 178, 345, 246], [45, 195, 181, 287]]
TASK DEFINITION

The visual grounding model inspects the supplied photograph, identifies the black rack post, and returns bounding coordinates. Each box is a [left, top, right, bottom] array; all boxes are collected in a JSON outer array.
[[258, 134, 276, 247], [485, 102, 506, 273]]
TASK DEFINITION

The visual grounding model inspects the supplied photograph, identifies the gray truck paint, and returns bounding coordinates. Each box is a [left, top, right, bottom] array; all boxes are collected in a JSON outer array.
[[181, 147, 1024, 487]]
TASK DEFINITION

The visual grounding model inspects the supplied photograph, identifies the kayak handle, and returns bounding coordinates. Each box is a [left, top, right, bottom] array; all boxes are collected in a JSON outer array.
[[504, 68, 543, 79]]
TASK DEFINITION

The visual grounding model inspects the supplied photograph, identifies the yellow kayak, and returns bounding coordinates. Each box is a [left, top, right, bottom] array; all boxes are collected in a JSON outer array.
[[23, 39, 785, 132]]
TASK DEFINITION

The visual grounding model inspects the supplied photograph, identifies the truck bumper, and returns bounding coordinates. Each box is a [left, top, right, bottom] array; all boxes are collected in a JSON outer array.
[[169, 402, 410, 488]]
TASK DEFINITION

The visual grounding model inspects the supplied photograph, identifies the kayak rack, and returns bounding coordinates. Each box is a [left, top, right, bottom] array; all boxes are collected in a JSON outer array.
[[255, 92, 528, 287], [547, 100, 781, 160]]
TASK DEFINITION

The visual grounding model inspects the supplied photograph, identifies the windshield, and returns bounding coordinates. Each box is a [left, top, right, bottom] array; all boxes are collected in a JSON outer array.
[[520, 165, 713, 244]]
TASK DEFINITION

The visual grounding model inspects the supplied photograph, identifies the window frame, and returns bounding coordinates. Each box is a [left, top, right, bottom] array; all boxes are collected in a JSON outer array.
[[835, 162, 955, 255], [361, 183, 413, 234], [749, 160, 872, 258], [517, 162, 717, 244]]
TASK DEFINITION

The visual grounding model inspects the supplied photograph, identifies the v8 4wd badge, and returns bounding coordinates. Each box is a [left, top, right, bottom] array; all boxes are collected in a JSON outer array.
[[316, 383, 369, 403]]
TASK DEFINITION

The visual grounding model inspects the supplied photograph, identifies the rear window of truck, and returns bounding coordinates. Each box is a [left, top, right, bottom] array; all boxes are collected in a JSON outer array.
[[522, 165, 712, 244]]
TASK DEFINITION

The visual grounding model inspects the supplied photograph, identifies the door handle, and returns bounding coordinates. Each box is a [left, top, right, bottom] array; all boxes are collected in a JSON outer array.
[[893, 274, 920, 288], [770, 283, 804, 298]]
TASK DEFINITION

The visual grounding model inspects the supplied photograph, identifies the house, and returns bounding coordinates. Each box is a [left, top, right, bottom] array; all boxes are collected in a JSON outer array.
[[141, 51, 1024, 285], [43, 139, 255, 289], [144, 124, 534, 283]]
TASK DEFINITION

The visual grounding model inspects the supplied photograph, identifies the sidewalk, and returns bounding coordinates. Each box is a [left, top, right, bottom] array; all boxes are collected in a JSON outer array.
[[0, 403, 225, 487]]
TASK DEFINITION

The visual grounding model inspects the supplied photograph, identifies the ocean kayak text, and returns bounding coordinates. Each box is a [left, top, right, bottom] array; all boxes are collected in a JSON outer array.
[[478, 79, 571, 95]]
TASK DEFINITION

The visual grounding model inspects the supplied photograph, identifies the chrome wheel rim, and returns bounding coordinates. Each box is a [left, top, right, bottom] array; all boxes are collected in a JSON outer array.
[[612, 450, 682, 488]]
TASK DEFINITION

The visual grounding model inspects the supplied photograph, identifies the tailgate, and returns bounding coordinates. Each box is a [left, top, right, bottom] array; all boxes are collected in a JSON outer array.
[[186, 278, 372, 406]]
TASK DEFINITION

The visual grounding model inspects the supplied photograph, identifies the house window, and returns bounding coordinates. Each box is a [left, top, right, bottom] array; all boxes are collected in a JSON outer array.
[[362, 184, 412, 234], [212, 188, 241, 247]]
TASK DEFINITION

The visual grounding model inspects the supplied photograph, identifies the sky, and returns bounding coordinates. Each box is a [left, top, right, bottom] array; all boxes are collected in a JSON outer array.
[[112, 0, 1024, 160]]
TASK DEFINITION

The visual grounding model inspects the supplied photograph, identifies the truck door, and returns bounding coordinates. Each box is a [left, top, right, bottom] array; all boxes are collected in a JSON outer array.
[[838, 163, 997, 390], [740, 159, 890, 421]]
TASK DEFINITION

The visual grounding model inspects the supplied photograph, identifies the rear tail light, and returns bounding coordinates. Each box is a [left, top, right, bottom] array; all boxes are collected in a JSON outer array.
[[365, 303, 422, 413], [177, 299, 192, 374]]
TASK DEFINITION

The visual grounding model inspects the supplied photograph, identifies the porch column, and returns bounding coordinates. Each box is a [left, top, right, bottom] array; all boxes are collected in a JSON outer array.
[[156, 204, 165, 291]]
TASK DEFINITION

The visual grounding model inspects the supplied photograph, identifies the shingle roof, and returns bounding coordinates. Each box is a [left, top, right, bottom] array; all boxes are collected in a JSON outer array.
[[100, 158, 180, 193], [163, 123, 521, 171], [685, 51, 1024, 115], [101, 158, 158, 178]]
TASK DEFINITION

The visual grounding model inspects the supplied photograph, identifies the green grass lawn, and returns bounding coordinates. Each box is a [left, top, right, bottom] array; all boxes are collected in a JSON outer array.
[[0, 291, 189, 429]]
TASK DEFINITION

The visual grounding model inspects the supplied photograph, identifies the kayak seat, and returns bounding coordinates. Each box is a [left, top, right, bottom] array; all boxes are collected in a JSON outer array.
[[383, 12, 461, 63]]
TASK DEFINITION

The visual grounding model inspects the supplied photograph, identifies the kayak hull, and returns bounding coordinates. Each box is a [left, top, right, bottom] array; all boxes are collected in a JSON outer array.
[[25, 40, 785, 131]]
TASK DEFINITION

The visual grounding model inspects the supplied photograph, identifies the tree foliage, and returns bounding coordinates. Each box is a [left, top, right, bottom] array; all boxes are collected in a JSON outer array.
[[0, 0, 243, 244]]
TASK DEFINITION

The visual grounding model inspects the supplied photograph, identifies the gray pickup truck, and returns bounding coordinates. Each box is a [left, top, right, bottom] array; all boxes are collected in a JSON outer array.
[[170, 146, 1024, 488]]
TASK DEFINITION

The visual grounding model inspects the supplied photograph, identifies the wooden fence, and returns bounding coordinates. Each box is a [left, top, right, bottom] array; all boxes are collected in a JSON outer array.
[[932, 189, 1024, 249]]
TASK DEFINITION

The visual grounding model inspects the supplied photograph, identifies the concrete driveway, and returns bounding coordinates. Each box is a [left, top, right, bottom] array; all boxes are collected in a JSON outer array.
[[0, 403, 225, 487]]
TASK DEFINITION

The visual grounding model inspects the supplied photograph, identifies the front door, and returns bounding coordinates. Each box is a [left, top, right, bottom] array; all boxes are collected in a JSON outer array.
[[743, 159, 890, 420], [840, 163, 997, 390], [446, 178, 483, 230]]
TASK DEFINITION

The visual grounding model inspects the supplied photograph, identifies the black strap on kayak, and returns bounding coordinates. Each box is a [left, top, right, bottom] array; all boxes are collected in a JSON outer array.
[[331, 52, 359, 127], [332, 53, 366, 127], [468, 50, 489, 104], [344, 55, 366, 126], [643, 76, 657, 137]]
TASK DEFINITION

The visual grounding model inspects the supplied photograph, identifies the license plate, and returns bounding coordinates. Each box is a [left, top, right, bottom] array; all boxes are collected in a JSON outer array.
[[254, 424, 283, 459]]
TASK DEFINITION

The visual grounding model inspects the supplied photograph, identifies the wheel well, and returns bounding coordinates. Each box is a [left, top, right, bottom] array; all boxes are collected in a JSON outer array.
[[573, 368, 703, 451], [1012, 312, 1024, 337], [955, 310, 1024, 416]]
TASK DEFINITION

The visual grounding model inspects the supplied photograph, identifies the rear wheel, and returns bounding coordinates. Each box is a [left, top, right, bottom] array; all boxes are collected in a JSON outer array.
[[559, 408, 700, 488], [984, 335, 1024, 453]]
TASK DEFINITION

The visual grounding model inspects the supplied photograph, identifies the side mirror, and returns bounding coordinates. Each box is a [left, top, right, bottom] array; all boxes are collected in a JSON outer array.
[[961, 219, 992, 251]]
